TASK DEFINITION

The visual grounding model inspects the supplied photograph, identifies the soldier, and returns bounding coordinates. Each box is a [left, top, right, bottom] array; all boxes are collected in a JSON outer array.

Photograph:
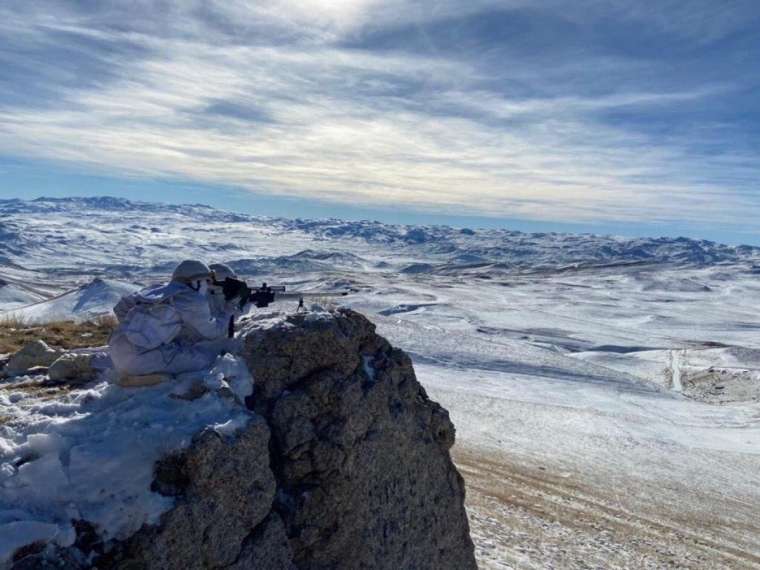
[[109, 260, 244, 383]]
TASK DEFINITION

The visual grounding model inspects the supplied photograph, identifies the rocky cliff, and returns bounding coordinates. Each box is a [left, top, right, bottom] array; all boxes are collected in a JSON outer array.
[[3, 308, 475, 569]]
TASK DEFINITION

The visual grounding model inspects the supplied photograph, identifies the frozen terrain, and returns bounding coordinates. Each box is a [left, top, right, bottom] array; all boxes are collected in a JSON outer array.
[[2, 197, 760, 568]]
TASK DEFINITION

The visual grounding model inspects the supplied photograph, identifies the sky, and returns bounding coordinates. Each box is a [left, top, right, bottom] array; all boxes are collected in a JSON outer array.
[[0, 1, 759, 244]]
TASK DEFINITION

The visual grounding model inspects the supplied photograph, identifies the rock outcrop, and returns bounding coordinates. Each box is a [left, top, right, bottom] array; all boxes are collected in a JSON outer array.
[[241, 309, 475, 570], [99, 417, 288, 570], [47, 353, 95, 384], [7, 308, 475, 569], [4, 340, 63, 376]]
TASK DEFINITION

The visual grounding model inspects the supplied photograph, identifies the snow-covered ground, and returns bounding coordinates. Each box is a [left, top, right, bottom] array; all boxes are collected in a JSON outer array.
[[2, 197, 760, 568], [2, 279, 140, 324]]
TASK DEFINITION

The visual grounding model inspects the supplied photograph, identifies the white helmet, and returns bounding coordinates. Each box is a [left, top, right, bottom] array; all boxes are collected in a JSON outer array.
[[209, 263, 237, 282], [171, 260, 211, 284]]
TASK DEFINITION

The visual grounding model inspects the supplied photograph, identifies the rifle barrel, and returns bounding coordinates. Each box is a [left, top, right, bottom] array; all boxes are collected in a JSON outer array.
[[276, 291, 348, 299]]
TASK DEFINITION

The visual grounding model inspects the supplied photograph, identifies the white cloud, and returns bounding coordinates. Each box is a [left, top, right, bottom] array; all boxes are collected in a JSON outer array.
[[0, 1, 757, 226]]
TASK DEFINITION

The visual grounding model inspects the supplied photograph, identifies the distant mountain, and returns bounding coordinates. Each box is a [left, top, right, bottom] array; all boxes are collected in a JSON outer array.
[[0, 196, 255, 222], [1, 196, 758, 297]]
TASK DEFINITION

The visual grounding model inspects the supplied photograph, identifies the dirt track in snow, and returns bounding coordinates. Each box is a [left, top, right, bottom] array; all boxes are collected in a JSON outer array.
[[454, 447, 760, 570]]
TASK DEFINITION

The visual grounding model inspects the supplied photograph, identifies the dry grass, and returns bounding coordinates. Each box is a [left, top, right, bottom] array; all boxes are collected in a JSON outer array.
[[0, 314, 116, 355]]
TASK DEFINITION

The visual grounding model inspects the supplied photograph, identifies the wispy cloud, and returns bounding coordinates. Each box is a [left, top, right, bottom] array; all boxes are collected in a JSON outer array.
[[0, 1, 758, 226]]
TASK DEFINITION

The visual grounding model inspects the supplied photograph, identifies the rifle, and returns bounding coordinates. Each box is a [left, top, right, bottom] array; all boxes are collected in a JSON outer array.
[[217, 278, 348, 310], [216, 278, 349, 338]]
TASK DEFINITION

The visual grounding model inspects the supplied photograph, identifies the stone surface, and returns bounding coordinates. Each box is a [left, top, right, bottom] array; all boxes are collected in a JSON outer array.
[[98, 416, 279, 570], [116, 373, 171, 388], [5, 340, 63, 376], [9, 308, 475, 570], [241, 309, 476, 570], [48, 353, 95, 383], [228, 514, 295, 570]]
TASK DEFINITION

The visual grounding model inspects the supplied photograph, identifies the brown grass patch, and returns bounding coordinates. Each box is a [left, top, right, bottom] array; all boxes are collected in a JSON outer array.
[[0, 315, 116, 354]]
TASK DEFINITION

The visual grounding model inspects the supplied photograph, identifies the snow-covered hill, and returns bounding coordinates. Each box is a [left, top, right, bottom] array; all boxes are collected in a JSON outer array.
[[1, 197, 758, 289], [2, 196, 760, 568], [0, 279, 45, 311], [2, 278, 139, 323]]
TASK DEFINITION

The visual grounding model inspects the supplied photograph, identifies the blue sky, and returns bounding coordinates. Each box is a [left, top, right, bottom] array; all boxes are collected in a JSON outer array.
[[0, 1, 759, 244]]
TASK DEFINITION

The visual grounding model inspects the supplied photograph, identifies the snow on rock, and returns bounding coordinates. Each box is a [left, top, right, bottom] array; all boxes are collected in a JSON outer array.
[[1, 308, 475, 570], [0, 356, 253, 566], [200, 353, 253, 403], [5, 341, 63, 376], [47, 353, 97, 384]]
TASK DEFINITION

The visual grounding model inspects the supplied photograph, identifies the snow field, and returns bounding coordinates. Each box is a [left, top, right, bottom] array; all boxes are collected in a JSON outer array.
[[2, 197, 760, 567]]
